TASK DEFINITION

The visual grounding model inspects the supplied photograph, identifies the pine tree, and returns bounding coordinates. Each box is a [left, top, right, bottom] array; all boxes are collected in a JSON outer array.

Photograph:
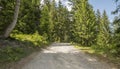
[[111, 0, 120, 56], [39, 0, 50, 35], [96, 9, 101, 31], [112, 16, 120, 56], [53, 0, 70, 42], [97, 10, 111, 49], [48, 0, 56, 41], [15, 0, 41, 34], [71, 0, 97, 46]]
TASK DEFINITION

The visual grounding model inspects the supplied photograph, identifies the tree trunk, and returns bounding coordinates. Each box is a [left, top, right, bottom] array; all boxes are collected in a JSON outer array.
[[3, 0, 20, 38]]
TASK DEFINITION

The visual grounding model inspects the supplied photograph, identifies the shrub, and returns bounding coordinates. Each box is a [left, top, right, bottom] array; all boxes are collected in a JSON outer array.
[[11, 31, 48, 47]]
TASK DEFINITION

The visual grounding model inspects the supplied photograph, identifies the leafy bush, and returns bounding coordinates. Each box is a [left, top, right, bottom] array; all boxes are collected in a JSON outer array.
[[11, 31, 48, 47]]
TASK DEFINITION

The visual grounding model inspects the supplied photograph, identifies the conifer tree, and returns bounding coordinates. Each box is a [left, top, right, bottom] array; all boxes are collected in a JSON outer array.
[[97, 10, 111, 49], [39, 0, 50, 36], [53, 0, 70, 42], [15, 0, 41, 34], [96, 9, 101, 33], [71, 0, 97, 46]]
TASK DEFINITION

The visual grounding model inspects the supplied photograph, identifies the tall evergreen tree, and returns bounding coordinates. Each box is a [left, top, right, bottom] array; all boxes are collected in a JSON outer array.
[[112, 15, 120, 56], [112, 0, 120, 56], [96, 9, 101, 32], [39, 0, 50, 35], [97, 10, 111, 49], [14, 0, 41, 34], [71, 0, 97, 46], [53, 0, 71, 42], [48, 0, 56, 41]]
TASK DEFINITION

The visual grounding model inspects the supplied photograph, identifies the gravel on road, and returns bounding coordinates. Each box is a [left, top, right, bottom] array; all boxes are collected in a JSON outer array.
[[21, 43, 117, 69]]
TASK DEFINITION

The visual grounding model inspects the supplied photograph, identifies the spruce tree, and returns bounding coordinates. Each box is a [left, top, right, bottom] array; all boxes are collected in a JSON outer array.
[[53, 0, 70, 42], [39, 0, 50, 37], [97, 10, 111, 49], [71, 0, 97, 46], [112, 16, 120, 56], [15, 0, 41, 34]]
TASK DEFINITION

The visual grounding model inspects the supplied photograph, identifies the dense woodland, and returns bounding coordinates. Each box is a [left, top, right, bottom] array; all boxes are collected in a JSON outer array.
[[0, 0, 120, 66]]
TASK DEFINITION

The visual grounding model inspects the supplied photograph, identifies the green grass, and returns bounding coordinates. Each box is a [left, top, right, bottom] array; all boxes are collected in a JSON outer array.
[[75, 46, 95, 54], [74, 44, 120, 68]]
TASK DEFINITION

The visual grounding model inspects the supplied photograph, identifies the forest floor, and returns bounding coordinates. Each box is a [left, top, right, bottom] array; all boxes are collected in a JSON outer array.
[[12, 43, 118, 69]]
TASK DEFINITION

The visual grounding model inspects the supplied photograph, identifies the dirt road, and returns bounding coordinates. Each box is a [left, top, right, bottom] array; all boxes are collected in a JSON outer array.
[[21, 43, 117, 69]]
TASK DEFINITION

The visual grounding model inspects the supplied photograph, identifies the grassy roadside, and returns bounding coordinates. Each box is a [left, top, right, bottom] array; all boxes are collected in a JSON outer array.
[[0, 33, 50, 69], [73, 44, 120, 68]]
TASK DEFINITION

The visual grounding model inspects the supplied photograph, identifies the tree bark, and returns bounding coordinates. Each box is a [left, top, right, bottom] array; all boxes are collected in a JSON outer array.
[[3, 0, 20, 38]]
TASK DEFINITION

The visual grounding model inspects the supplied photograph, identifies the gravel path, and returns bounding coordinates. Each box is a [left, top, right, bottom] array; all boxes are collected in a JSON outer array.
[[21, 43, 117, 69]]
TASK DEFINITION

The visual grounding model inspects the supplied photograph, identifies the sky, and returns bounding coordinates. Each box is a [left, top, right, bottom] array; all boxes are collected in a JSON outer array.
[[56, 0, 72, 10], [89, 0, 117, 22]]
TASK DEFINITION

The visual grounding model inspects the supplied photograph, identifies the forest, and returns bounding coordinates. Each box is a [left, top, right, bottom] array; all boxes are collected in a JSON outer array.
[[0, 0, 120, 68]]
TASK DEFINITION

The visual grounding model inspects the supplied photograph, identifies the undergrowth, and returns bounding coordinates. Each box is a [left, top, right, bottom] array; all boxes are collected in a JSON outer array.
[[0, 32, 49, 69]]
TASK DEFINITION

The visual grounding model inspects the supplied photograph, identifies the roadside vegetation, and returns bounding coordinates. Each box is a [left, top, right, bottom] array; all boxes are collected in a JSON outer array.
[[0, 33, 49, 69], [74, 44, 120, 68]]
